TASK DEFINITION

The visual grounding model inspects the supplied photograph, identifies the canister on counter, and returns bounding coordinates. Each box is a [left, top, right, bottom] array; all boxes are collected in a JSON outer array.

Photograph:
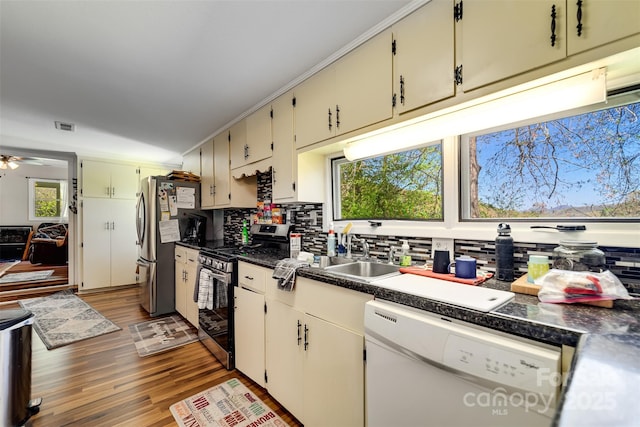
[[552, 240, 606, 272], [527, 255, 550, 283]]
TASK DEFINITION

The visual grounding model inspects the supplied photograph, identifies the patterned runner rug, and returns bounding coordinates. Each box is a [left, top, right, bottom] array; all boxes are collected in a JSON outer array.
[[171, 378, 290, 427], [18, 290, 121, 349], [128, 315, 199, 357]]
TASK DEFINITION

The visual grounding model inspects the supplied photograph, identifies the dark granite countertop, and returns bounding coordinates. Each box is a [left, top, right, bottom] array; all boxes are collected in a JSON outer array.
[[239, 253, 640, 348], [238, 252, 640, 425]]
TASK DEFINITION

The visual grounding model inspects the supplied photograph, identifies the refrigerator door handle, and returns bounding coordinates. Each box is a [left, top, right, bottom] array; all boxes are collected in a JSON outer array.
[[136, 191, 146, 247]]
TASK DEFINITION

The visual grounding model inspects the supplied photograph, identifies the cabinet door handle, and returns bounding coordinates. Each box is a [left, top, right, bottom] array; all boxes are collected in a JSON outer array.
[[297, 320, 302, 346], [111, 222, 115, 230], [304, 324, 309, 351], [111, 187, 115, 197], [105, 222, 110, 230], [244, 143, 249, 160], [335, 104, 340, 129], [550, 4, 557, 47], [576, 0, 583, 36], [244, 275, 254, 281], [328, 108, 332, 131], [400, 76, 405, 105], [272, 168, 277, 184], [105, 186, 110, 197]]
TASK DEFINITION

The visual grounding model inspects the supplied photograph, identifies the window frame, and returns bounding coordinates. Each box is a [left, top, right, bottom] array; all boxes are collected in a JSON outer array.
[[28, 177, 68, 221]]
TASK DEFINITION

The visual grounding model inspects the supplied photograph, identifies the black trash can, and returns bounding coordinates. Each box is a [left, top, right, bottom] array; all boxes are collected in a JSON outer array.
[[0, 308, 41, 427]]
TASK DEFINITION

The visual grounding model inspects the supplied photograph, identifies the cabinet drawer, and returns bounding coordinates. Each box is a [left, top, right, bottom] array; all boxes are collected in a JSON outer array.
[[238, 262, 268, 293]]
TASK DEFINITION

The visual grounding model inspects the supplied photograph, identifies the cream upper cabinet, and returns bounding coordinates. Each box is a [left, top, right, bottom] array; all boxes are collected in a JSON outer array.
[[567, 0, 640, 55], [240, 104, 273, 168], [393, 0, 455, 114], [201, 130, 256, 209], [271, 92, 297, 202], [294, 65, 336, 148], [458, 0, 566, 92], [228, 119, 249, 170], [200, 139, 215, 208], [181, 148, 201, 176], [334, 29, 393, 136], [295, 29, 393, 148], [82, 160, 138, 199]]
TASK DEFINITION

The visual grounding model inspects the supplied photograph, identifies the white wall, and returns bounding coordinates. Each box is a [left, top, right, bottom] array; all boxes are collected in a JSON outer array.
[[0, 163, 68, 226]]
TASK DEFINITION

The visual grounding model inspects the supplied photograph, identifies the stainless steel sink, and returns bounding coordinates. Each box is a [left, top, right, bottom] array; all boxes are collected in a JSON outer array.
[[323, 260, 401, 281], [316, 256, 356, 268]]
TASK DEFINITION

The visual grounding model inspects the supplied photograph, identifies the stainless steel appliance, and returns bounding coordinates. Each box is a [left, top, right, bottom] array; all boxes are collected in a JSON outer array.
[[136, 176, 205, 317], [195, 223, 291, 370], [195, 249, 236, 370], [365, 299, 561, 427]]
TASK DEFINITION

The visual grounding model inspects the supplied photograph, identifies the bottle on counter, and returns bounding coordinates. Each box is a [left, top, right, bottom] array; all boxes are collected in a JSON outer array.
[[495, 223, 514, 281], [327, 222, 337, 257], [241, 219, 249, 246], [400, 240, 412, 267]]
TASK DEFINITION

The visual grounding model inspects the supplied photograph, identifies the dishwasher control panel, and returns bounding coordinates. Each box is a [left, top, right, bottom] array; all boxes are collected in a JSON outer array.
[[444, 333, 561, 396]]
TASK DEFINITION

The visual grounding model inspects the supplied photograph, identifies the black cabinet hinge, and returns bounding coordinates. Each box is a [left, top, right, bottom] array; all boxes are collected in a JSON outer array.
[[454, 0, 463, 22], [264, 302, 267, 313], [292, 96, 296, 108], [228, 193, 231, 200], [363, 348, 367, 362], [265, 370, 268, 384], [292, 181, 296, 192], [455, 65, 463, 85], [270, 142, 274, 151], [392, 93, 396, 108], [270, 107, 273, 119], [392, 39, 397, 55], [228, 131, 231, 142]]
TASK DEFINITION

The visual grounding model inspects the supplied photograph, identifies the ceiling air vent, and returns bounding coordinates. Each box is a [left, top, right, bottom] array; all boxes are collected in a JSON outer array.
[[54, 121, 75, 132]]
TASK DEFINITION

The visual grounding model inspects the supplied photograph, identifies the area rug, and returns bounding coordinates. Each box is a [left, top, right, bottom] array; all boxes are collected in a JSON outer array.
[[18, 290, 121, 350], [0, 269, 54, 284], [128, 315, 198, 357], [170, 378, 290, 427]]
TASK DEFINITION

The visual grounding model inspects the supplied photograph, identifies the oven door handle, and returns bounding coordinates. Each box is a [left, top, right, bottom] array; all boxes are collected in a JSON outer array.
[[197, 267, 230, 285]]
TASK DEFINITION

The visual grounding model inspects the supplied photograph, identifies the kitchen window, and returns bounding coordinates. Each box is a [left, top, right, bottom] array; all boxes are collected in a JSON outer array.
[[332, 143, 443, 221], [28, 178, 68, 221], [461, 98, 640, 220]]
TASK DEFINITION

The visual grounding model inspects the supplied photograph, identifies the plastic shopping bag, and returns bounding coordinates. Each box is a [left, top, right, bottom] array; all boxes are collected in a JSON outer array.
[[537, 269, 634, 304]]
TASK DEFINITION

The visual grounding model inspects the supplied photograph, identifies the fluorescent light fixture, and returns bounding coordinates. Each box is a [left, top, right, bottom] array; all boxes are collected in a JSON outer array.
[[343, 68, 607, 161]]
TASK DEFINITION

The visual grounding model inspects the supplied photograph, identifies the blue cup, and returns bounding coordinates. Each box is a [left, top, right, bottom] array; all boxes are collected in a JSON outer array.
[[449, 256, 477, 279]]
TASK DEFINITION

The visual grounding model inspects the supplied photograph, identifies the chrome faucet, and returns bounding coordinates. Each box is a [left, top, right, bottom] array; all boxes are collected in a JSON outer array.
[[388, 246, 395, 264], [351, 236, 370, 260]]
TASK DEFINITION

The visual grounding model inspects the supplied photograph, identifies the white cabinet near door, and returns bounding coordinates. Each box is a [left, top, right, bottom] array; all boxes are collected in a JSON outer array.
[[82, 198, 137, 289], [82, 160, 139, 199], [175, 245, 199, 326]]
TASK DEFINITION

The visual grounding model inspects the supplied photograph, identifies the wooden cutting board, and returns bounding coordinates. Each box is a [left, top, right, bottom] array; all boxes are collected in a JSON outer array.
[[510, 274, 613, 308]]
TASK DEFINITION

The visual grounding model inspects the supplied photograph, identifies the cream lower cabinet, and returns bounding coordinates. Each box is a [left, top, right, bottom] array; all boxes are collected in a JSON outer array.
[[235, 262, 269, 387], [82, 198, 137, 289], [174, 246, 199, 327], [266, 276, 373, 426]]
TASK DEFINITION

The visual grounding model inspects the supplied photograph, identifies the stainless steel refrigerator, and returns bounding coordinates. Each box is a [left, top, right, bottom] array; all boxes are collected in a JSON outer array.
[[135, 176, 203, 317]]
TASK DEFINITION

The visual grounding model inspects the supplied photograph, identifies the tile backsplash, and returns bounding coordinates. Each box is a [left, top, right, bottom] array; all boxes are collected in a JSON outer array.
[[222, 171, 640, 294]]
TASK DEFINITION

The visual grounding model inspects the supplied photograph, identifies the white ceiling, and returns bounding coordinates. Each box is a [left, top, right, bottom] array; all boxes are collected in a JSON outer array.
[[0, 0, 417, 166]]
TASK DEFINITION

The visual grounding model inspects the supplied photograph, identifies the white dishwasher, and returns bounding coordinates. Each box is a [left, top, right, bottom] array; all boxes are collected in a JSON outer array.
[[365, 299, 561, 427]]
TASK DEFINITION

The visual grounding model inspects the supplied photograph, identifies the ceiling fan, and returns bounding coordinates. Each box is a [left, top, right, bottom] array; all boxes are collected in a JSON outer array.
[[0, 154, 51, 170], [0, 155, 21, 170]]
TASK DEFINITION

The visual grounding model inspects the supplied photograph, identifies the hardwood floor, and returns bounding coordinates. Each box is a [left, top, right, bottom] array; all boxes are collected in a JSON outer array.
[[0, 261, 73, 303], [5, 287, 302, 427]]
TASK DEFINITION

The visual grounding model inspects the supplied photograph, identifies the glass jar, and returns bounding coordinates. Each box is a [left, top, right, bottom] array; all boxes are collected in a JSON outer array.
[[552, 240, 606, 272]]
